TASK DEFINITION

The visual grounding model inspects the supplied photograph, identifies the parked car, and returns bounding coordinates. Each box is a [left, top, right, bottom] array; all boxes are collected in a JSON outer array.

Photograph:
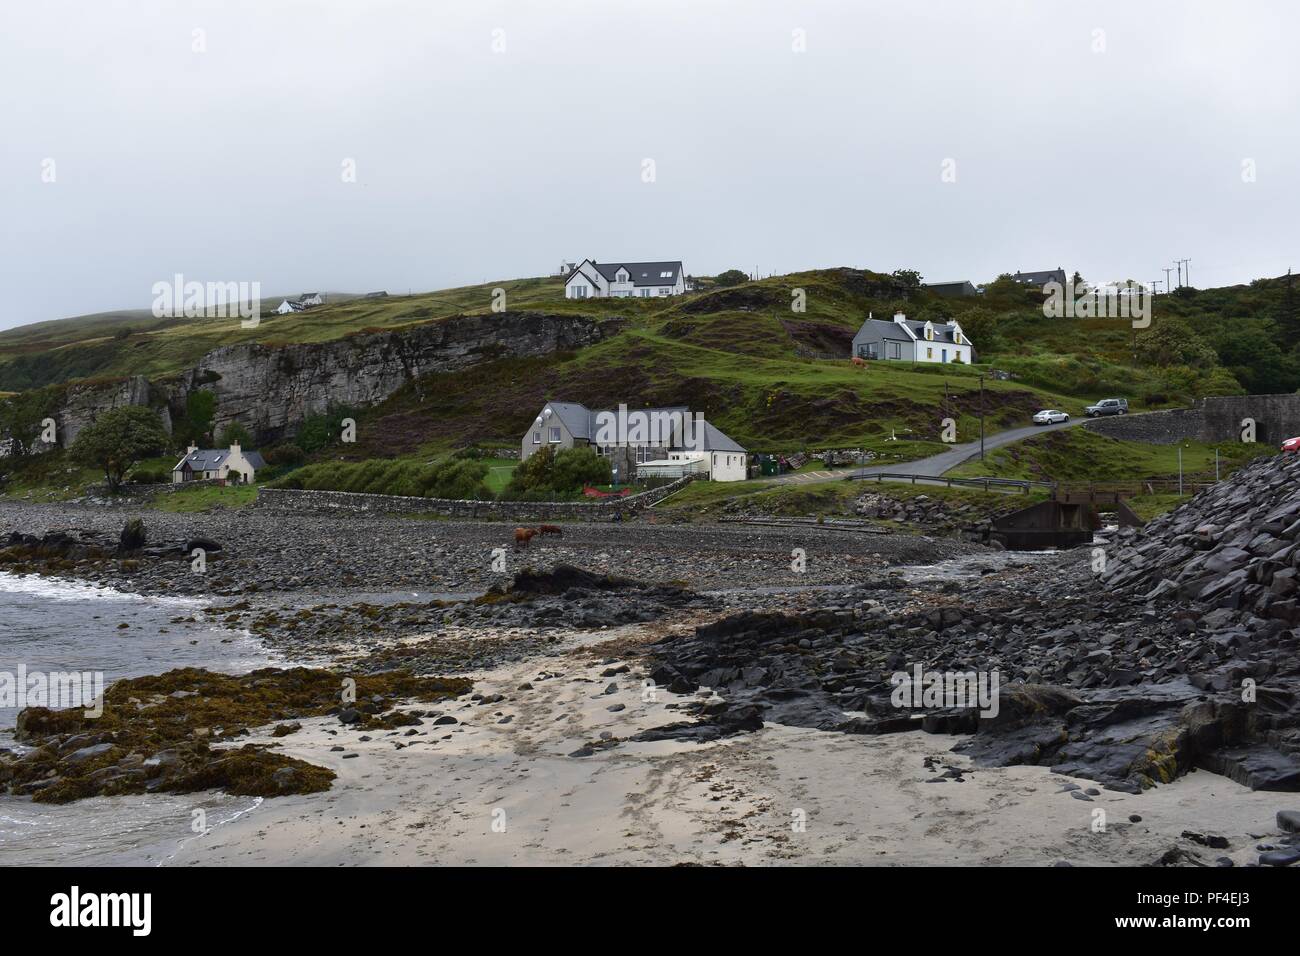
[[1085, 398, 1129, 417], [1281, 436, 1300, 453], [1033, 409, 1070, 425]]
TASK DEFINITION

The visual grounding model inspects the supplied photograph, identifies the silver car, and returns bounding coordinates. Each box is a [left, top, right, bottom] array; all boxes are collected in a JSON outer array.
[[1033, 409, 1070, 425]]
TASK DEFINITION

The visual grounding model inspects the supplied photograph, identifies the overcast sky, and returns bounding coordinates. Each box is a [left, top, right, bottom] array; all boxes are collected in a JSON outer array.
[[1, 0, 1297, 330]]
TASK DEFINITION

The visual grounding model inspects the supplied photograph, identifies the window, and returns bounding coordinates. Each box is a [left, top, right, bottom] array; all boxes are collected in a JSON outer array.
[[942, 349, 948, 362], [549, 427, 561, 443], [888, 342, 901, 359], [859, 343, 878, 359], [660, 271, 673, 278], [572, 285, 587, 299], [532, 431, 540, 444], [926, 347, 933, 359], [639, 288, 650, 297]]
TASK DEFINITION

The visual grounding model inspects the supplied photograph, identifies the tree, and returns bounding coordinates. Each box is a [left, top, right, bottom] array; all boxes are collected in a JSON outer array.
[[1135, 318, 1217, 369], [953, 306, 1001, 354], [891, 269, 923, 294], [177, 390, 217, 447], [0, 390, 56, 458], [71, 406, 169, 491], [714, 269, 748, 288], [217, 421, 252, 447]]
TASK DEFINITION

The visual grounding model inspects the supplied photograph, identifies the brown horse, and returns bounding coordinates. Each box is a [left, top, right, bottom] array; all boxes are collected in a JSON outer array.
[[851, 356, 866, 368], [514, 527, 539, 547], [537, 524, 563, 537]]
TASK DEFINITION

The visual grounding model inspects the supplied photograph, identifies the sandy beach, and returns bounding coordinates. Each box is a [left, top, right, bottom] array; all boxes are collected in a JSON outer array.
[[63, 621, 1280, 868]]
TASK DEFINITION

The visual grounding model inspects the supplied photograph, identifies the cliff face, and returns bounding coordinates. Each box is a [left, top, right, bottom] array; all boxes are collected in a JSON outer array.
[[58, 376, 170, 447], [45, 311, 619, 448]]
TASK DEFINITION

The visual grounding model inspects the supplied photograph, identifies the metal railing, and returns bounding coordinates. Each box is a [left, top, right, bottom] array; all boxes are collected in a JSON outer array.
[[846, 472, 1052, 493]]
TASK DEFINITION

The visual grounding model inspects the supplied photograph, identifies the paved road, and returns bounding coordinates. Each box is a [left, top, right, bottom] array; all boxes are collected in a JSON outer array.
[[767, 415, 1087, 486]]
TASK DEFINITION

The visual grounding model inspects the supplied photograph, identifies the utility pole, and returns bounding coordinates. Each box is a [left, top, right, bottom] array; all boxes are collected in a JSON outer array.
[[1150, 279, 1162, 296], [1163, 266, 1174, 293], [979, 373, 985, 461], [1177, 258, 1191, 288]]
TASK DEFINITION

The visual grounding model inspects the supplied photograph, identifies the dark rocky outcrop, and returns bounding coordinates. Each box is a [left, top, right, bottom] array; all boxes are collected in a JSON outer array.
[[629, 457, 1300, 791], [35, 311, 621, 447]]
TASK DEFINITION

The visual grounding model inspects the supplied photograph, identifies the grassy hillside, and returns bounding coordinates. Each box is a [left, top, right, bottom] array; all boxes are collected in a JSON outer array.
[[946, 427, 1272, 483], [1, 266, 1291, 469]]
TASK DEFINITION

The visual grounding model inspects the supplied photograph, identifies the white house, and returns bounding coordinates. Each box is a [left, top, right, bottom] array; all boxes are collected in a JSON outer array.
[[299, 292, 324, 307], [172, 442, 267, 484], [519, 401, 746, 482], [276, 299, 305, 314], [563, 259, 686, 299], [850, 311, 974, 365]]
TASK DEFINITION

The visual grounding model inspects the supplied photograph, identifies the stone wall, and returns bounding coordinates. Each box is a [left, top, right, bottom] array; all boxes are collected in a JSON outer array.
[[1084, 393, 1300, 446], [251, 476, 693, 520], [86, 478, 226, 499]]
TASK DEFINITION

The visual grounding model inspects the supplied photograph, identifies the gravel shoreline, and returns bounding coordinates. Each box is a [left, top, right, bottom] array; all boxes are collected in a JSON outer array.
[[0, 501, 981, 600]]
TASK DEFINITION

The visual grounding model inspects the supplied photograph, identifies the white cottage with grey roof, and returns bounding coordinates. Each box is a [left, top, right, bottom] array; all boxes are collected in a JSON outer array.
[[520, 401, 746, 481], [172, 442, 267, 484], [563, 259, 686, 299], [851, 311, 973, 365]]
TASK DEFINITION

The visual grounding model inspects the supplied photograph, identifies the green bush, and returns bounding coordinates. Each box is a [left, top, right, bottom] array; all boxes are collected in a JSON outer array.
[[498, 446, 611, 500], [263, 444, 306, 467], [129, 467, 169, 484]]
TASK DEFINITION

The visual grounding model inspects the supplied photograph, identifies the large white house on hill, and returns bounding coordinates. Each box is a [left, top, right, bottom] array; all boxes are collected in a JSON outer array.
[[520, 401, 746, 482], [851, 311, 974, 364], [563, 259, 686, 299]]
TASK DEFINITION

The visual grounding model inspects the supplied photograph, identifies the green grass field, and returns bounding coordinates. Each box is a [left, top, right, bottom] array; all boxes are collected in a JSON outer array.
[[653, 475, 1045, 522], [482, 458, 518, 495], [150, 484, 259, 512]]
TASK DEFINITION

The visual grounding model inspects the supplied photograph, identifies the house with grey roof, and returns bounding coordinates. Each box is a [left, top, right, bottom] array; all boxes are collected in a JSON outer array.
[[1011, 268, 1068, 291], [924, 280, 978, 298], [563, 259, 686, 299], [851, 311, 974, 365], [520, 401, 747, 481], [275, 299, 306, 314], [172, 442, 267, 484]]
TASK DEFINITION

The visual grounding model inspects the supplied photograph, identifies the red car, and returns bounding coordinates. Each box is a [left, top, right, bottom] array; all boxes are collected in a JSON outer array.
[[1282, 437, 1300, 453]]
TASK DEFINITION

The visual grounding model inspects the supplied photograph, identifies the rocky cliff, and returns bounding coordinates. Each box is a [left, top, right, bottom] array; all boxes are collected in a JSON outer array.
[[41, 311, 619, 447]]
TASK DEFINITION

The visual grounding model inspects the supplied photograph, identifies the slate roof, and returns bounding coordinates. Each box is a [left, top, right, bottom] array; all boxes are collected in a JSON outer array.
[[853, 317, 967, 347], [696, 421, 746, 453], [565, 260, 684, 288], [853, 318, 917, 343], [1012, 268, 1067, 287], [533, 402, 744, 451], [173, 448, 266, 472]]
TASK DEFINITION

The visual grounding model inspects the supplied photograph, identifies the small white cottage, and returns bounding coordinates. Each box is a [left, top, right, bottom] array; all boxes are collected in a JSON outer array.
[[172, 442, 267, 484]]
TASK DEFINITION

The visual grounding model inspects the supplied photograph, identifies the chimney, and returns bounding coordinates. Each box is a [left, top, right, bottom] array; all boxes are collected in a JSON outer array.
[[893, 311, 907, 324], [187, 443, 197, 455], [229, 441, 241, 454]]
